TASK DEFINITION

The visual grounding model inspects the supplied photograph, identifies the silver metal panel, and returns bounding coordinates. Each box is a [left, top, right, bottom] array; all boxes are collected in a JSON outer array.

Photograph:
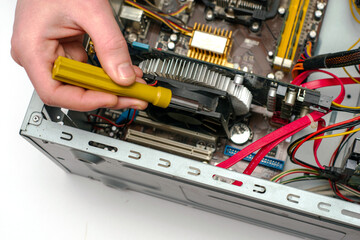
[[20, 92, 360, 240]]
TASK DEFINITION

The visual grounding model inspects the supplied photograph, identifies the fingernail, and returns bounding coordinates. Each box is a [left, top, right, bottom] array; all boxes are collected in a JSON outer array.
[[117, 62, 135, 81]]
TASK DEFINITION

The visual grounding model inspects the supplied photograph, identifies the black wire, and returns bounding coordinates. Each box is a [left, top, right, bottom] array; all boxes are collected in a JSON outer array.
[[332, 132, 357, 167], [288, 120, 360, 169], [330, 180, 341, 199], [331, 106, 360, 114], [355, 64, 360, 75]]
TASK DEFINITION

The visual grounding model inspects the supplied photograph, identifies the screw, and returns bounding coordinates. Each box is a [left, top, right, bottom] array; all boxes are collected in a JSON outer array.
[[32, 115, 40, 122]]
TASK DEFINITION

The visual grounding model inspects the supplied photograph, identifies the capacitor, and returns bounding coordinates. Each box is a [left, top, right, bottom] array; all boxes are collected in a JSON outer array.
[[170, 33, 178, 42], [167, 41, 175, 51], [267, 51, 274, 60], [275, 71, 284, 81], [127, 33, 138, 43], [230, 123, 253, 145], [267, 73, 275, 79], [314, 10, 323, 20], [267, 87, 277, 112], [317, 2, 325, 10], [278, 7, 286, 16], [250, 22, 260, 32], [309, 30, 317, 39], [205, 9, 214, 21], [284, 89, 297, 106]]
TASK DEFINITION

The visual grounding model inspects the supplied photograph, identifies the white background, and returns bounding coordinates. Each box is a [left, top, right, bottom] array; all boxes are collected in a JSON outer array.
[[1, 1, 359, 239]]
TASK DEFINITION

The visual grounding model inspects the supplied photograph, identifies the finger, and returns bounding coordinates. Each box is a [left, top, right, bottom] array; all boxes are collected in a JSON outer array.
[[135, 76, 146, 84], [62, 41, 88, 62], [133, 65, 143, 78], [111, 96, 148, 110], [111, 77, 148, 109], [78, 1, 136, 86], [48, 85, 121, 111]]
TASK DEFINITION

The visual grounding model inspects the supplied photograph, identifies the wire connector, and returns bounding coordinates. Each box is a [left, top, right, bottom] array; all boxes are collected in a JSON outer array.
[[319, 166, 342, 182]]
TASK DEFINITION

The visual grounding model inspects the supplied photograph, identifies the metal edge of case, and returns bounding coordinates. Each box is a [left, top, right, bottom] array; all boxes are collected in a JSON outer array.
[[20, 91, 360, 239]]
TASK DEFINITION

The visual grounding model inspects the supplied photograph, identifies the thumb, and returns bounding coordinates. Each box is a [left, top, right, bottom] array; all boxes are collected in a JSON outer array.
[[80, 1, 136, 86]]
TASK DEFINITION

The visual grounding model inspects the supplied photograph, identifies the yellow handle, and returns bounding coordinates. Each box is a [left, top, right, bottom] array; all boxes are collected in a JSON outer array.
[[52, 56, 172, 108]]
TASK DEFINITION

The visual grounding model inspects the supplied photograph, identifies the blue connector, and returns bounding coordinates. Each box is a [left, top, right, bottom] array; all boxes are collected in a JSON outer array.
[[224, 145, 285, 171], [132, 41, 150, 51], [116, 109, 138, 124]]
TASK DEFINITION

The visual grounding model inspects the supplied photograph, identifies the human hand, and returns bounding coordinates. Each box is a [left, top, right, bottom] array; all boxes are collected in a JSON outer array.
[[11, 0, 148, 111]]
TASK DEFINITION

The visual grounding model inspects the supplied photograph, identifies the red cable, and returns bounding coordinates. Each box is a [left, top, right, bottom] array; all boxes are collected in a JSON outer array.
[[313, 119, 326, 170], [301, 77, 358, 89], [126, 110, 137, 125], [292, 70, 345, 104], [291, 115, 360, 167], [329, 180, 356, 203], [89, 114, 125, 128], [242, 123, 307, 175], [148, 80, 158, 86], [217, 111, 326, 170]]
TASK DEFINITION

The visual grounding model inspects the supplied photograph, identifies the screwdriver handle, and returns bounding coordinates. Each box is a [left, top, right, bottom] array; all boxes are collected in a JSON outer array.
[[52, 56, 172, 108]]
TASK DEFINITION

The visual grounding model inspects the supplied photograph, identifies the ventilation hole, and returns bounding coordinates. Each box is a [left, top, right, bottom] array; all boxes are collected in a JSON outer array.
[[60, 132, 73, 141], [188, 166, 201, 176], [341, 209, 360, 219], [287, 194, 300, 204], [317, 202, 331, 212], [128, 150, 141, 160], [158, 158, 171, 168], [88, 141, 118, 152], [253, 184, 266, 194], [212, 174, 243, 186], [57, 157, 65, 161]]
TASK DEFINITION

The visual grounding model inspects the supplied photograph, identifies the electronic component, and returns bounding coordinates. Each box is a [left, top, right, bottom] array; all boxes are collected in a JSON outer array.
[[224, 145, 285, 170], [342, 138, 360, 190], [273, 0, 327, 71], [230, 123, 253, 145], [125, 129, 214, 161], [139, 57, 252, 115], [19, 1, 360, 237], [120, 5, 146, 32], [187, 23, 233, 67], [202, 0, 280, 26], [273, 0, 310, 71]]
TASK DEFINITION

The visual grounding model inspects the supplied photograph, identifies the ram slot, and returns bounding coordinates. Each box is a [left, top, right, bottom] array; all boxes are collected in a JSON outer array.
[[273, 0, 310, 71]]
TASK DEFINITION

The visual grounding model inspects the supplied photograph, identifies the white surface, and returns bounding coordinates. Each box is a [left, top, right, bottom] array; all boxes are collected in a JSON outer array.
[[0, 1, 358, 240]]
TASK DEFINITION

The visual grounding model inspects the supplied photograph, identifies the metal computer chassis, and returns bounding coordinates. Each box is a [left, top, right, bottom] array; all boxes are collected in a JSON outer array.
[[21, 92, 360, 240]]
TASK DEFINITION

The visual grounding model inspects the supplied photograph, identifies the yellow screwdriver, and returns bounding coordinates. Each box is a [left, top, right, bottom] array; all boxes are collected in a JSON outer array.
[[52, 56, 178, 108]]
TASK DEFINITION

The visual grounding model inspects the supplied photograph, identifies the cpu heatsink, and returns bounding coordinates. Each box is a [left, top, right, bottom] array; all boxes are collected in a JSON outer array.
[[139, 58, 252, 115]]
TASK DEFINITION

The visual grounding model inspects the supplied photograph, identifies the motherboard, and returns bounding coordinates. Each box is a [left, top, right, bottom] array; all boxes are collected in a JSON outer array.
[[79, 0, 330, 180]]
